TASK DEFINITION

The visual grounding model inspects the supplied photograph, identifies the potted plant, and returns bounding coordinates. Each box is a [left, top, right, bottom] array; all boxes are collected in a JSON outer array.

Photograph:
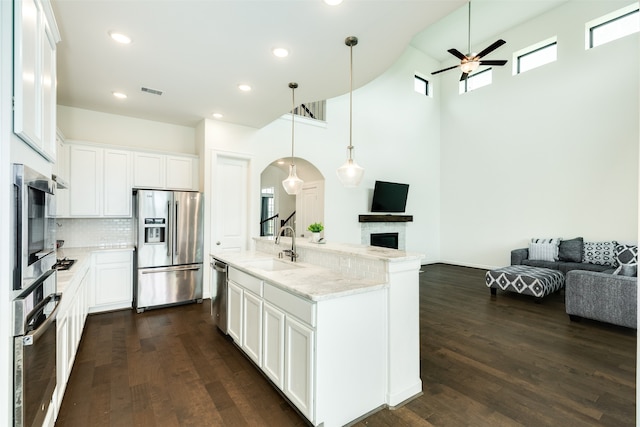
[[307, 222, 324, 242]]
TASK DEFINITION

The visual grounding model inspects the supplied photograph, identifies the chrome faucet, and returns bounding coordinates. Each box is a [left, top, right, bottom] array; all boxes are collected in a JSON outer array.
[[275, 225, 297, 262]]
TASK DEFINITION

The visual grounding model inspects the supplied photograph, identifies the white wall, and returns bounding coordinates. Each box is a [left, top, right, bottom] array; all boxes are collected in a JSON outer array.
[[203, 45, 443, 262], [57, 105, 196, 154], [438, 1, 639, 269]]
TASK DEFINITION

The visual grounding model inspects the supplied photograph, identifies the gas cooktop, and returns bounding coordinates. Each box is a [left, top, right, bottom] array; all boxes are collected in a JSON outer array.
[[52, 258, 76, 271]]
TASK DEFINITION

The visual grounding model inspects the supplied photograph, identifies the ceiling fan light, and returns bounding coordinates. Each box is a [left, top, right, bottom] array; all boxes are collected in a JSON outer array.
[[283, 164, 304, 195], [460, 60, 480, 74]]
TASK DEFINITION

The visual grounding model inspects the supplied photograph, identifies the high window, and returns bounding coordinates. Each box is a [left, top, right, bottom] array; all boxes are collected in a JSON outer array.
[[514, 38, 557, 75], [459, 68, 492, 94], [414, 75, 430, 96], [586, 4, 639, 49]]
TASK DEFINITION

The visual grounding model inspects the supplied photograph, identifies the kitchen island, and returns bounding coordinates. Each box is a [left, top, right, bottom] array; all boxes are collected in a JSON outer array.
[[212, 237, 422, 427]]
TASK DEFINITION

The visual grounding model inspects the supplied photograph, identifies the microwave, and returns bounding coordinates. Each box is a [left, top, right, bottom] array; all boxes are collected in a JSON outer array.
[[13, 164, 56, 291]]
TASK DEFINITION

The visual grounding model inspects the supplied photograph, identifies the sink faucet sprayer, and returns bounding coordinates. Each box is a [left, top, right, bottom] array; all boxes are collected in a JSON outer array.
[[275, 226, 297, 262]]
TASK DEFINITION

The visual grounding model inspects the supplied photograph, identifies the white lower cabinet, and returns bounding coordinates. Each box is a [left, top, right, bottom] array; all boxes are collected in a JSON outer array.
[[262, 302, 285, 389], [90, 250, 133, 313], [227, 281, 243, 344], [284, 316, 315, 420], [242, 290, 263, 366], [56, 263, 89, 411]]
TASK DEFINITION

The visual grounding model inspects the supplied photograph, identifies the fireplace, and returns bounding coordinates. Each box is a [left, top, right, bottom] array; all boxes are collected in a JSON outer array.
[[370, 233, 399, 250], [359, 215, 411, 251]]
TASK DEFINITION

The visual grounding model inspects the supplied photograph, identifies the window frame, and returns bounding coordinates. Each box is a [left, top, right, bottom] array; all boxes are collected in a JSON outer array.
[[459, 68, 493, 94], [585, 4, 639, 49], [414, 74, 431, 97], [514, 38, 558, 75]]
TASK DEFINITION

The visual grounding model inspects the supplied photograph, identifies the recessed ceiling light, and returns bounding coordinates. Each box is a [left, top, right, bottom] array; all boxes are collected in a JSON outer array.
[[109, 31, 132, 44], [272, 47, 289, 58], [112, 91, 127, 99], [238, 84, 252, 92], [323, 0, 343, 5], [212, 113, 223, 119]]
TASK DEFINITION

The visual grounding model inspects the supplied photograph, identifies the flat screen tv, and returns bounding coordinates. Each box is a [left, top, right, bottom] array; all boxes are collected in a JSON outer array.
[[371, 180, 409, 213]]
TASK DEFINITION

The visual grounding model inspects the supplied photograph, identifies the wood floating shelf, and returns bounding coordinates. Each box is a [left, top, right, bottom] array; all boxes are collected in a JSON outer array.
[[358, 214, 413, 223]]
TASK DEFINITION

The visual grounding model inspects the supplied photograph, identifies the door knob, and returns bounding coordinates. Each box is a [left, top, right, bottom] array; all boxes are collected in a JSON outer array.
[[216, 241, 221, 245]]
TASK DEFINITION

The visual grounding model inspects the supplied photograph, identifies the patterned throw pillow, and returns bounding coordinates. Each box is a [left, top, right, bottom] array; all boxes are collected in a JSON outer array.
[[582, 241, 618, 266], [613, 244, 638, 276], [529, 238, 561, 261]]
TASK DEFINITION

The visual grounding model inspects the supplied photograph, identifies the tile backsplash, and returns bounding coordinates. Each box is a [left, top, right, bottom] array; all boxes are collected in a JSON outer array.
[[55, 218, 134, 248]]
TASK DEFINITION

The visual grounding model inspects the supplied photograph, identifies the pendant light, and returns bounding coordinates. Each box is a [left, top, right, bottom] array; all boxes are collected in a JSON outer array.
[[336, 36, 364, 188], [282, 82, 304, 195]]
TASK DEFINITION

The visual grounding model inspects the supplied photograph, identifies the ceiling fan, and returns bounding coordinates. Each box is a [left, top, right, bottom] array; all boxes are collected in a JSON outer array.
[[431, 1, 508, 81]]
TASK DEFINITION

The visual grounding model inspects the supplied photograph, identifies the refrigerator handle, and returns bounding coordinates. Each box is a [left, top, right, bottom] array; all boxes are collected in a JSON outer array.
[[174, 201, 179, 257], [167, 201, 172, 257]]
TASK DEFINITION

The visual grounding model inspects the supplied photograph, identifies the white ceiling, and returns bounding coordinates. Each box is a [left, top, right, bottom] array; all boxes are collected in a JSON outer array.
[[52, 0, 567, 130]]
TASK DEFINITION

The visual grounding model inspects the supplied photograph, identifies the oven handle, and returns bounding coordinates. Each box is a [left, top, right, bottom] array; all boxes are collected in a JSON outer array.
[[23, 293, 62, 346]]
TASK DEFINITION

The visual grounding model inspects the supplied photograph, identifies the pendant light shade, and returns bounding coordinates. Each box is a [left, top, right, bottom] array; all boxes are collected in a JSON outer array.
[[337, 36, 364, 187], [282, 82, 304, 195]]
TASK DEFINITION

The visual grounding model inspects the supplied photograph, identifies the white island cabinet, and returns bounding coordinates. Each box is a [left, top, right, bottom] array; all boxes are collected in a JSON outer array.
[[216, 238, 421, 427]]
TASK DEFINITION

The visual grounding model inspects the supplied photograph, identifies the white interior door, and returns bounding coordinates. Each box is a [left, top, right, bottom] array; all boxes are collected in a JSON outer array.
[[296, 180, 324, 238], [213, 155, 249, 253]]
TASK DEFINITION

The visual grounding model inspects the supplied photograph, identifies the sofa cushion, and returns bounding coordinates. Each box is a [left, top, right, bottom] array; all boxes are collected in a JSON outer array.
[[522, 259, 559, 270], [613, 244, 638, 276], [529, 238, 561, 261], [557, 262, 611, 275], [582, 241, 618, 266], [558, 237, 583, 262]]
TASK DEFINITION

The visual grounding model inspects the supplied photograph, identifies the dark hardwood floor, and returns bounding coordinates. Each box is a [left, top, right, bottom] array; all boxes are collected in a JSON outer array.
[[56, 264, 636, 426]]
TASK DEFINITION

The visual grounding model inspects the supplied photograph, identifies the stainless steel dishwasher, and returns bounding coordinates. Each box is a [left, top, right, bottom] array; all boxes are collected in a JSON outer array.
[[210, 258, 228, 334]]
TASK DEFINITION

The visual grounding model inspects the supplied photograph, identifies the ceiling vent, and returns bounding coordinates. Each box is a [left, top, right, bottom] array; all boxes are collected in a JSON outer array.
[[141, 87, 163, 96]]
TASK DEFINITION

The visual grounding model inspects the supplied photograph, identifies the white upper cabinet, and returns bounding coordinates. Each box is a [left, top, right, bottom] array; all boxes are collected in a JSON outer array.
[[133, 152, 198, 191], [166, 155, 198, 190], [103, 149, 132, 217], [64, 143, 132, 218], [69, 145, 102, 216], [13, 0, 60, 162], [133, 152, 166, 189]]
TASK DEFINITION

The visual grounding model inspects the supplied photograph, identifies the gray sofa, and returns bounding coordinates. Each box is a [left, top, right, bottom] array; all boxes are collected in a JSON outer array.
[[511, 242, 637, 329], [565, 270, 637, 329]]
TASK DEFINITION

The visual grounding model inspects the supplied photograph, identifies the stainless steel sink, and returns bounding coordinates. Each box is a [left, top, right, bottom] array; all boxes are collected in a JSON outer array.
[[245, 258, 302, 271]]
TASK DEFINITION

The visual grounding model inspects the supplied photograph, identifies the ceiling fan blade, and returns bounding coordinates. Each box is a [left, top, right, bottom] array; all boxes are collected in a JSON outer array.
[[460, 72, 469, 82], [431, 64, 460, 75], [479, 60, 508, 66], [476, 39, 506, 59], [447, 48, 467, 61]]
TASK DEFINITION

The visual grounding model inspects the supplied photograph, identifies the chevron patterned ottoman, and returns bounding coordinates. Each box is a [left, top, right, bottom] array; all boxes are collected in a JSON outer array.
[[486, 265, 565, 300]]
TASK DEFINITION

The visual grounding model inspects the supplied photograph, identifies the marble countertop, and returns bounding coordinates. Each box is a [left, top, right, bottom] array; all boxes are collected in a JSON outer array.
[[211, 250, 388, 302], [56, 245, 135, 294], [255, 236, 423, 263]]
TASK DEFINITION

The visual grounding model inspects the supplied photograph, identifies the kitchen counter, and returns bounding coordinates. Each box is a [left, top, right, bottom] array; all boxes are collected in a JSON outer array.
[[56, 245, 135, 294], [211, 250, 386, 301]]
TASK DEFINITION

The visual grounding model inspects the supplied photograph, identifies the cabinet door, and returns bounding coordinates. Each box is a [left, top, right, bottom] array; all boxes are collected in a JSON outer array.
[[56, 311, 69, 408], [93, 262, 132, 307], [41, 24, 56, 161], [242, 290, 263, 367], [103, 149, 132, 217], [166, 156, 195, 190], [227, 281, 243, 345], [284, 316, 315, 420], [133, 152, 165, 189], [263, 302, 285, 389], [55, 136, 70, 217], [69, 145, 102, 216], [13, 0, 42, 151]]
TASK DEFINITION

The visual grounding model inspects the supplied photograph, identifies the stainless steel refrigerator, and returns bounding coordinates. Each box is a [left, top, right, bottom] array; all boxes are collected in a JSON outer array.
[[134, 189, 204, 312]]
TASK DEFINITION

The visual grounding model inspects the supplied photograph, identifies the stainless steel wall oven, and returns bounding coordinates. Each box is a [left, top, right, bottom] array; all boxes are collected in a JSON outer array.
[[13, 164, 56, 291], [13, 270, 61, 427]]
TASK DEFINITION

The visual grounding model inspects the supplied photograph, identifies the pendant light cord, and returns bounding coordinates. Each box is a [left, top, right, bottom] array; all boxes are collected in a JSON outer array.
[[345, 37, 358, 161], [289, 82, 298, 166]]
